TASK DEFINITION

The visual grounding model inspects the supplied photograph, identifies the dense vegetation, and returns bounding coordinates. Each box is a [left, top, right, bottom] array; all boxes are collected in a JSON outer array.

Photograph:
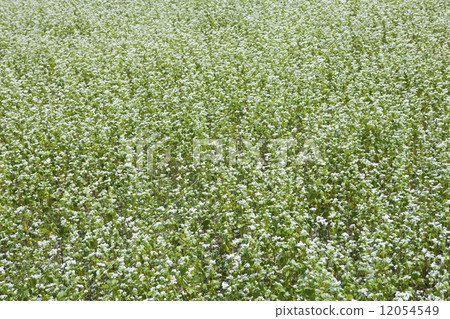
[[0, 0, 448, 300]]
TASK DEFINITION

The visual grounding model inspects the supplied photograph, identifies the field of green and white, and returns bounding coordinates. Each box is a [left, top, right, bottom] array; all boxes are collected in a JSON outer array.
[[0, 0, 448, 300]]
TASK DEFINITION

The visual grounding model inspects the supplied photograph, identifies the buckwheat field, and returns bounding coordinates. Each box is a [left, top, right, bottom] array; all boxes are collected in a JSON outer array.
[[0, 0, 448, 301]]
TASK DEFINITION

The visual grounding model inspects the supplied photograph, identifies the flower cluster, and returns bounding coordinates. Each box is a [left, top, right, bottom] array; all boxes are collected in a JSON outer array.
[[0, 0, 448, 300]]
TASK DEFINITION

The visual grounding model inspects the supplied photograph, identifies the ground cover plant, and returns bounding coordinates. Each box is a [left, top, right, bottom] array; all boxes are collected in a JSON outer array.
[[0, 0, 449, 300]]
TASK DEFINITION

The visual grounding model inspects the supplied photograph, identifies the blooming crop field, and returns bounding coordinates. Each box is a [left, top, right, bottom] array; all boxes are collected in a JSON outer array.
[[0, 0, 448, 301]]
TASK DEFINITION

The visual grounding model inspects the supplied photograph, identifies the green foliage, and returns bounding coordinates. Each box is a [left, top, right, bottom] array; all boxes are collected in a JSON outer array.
[[0, 0, 448, 300]]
